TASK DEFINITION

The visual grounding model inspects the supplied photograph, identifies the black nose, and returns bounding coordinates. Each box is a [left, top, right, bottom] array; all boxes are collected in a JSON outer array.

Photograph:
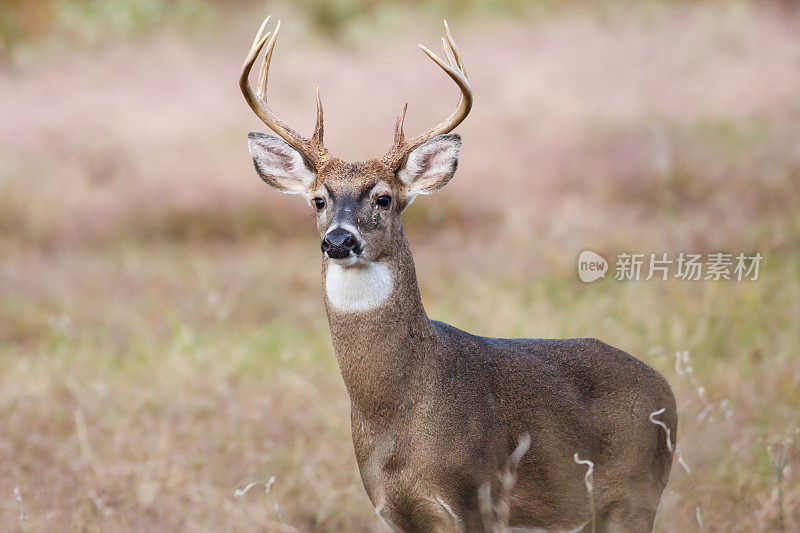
[[322, 228, 360, 259]]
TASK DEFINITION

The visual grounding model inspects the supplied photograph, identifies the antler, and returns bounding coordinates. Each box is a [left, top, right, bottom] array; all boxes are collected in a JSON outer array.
[[240, 16, 329, 168], [382, 20, 473, 170]]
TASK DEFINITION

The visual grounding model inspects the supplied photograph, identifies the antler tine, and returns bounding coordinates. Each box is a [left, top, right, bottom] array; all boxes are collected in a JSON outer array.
[[313, 87, 324, 145], [441, 37, 457, 70], [256, 19, 281, 100], [383, 21, 472, 170], [251, 15, 270, 48], [443, 20, 467, 76], [240, 17, 328, 168], [393, 103, 408, 144], [240, 27, 272, 121], [440, 35, 465, 110]]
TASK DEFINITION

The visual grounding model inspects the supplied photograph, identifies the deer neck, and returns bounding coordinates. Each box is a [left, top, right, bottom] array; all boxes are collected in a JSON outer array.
[[322, 230, 434, 421]]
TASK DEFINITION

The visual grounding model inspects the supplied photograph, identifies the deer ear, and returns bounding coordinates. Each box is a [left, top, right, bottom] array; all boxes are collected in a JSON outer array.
[[397, 134, 461, 197], [248, 132, 316, 195]]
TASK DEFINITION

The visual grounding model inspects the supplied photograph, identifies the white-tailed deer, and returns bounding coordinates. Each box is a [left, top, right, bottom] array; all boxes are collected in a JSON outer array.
[[240, 16, 676, 533]]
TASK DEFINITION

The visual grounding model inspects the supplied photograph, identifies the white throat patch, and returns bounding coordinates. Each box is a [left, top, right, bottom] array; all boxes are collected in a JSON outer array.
[[325, 262, 393, 313]]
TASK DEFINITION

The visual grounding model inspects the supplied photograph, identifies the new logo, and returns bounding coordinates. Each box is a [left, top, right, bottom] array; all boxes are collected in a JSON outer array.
[[578, 251, 608, 283]]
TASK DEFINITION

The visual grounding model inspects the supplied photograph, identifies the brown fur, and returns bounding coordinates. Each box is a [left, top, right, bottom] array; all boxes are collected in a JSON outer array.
[[264, 152, 675, 532]]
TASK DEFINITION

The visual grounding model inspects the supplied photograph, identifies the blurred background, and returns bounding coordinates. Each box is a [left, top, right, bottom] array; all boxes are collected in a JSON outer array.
[[1, 0, 798, 530]]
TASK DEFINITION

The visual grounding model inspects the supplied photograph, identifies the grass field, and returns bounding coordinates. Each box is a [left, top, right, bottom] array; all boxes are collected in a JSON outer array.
[[1, 1, 799, 531]]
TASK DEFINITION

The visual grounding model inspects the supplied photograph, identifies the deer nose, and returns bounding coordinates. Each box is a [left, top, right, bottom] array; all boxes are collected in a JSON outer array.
[[322, 228, 360, 259]]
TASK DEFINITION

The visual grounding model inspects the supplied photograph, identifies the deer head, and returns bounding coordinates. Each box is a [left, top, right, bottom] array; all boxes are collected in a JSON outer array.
[[240, 17, 472, 268]]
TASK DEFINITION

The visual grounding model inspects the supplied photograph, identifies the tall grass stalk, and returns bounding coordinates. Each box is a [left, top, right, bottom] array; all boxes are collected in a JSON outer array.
[[573, 453, 596, 533]]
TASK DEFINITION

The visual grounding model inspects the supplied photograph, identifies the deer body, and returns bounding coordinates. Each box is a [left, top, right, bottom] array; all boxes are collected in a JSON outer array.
[[324, 216, 675, 533], [240, 17, 676, 532]]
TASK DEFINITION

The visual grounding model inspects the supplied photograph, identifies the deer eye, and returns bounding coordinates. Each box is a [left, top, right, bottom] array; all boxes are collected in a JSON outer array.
[[375, 195, 391, 208], [313, 197, 326, 211]]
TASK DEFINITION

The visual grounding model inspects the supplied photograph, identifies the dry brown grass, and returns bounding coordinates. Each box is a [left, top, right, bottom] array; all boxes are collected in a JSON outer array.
[[2, 1, 799, 531]]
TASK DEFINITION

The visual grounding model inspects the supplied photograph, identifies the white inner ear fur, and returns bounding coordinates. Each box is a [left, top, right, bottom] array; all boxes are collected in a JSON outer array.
[[326, 262, 393, 313], [397, 134, 461, 197], [248, 132, 316, 195]]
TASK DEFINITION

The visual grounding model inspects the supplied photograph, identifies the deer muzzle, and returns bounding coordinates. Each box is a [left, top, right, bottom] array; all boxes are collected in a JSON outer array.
[[322, 227, 362, 260]]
